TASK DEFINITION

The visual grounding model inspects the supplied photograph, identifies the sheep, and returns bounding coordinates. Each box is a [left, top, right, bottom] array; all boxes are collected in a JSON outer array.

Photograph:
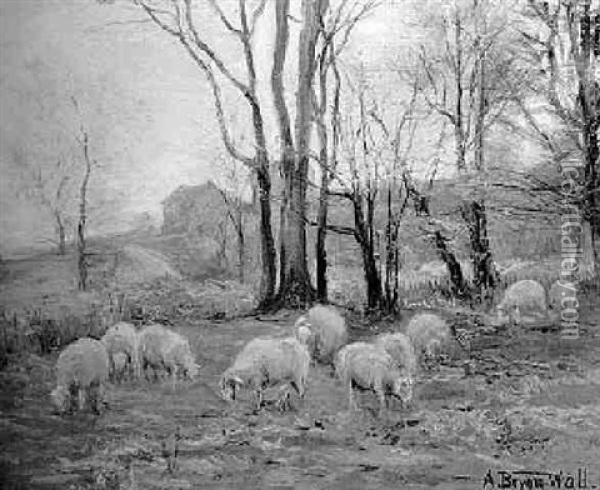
[[50, 338, 110, 414], [138, 324, 199, 381], [294, 305, 347, 364], [496, 279, 547, 325], [334, 342, 412, 416], [220, 336, 311, 412], [373, 332, 417, 378], [406, 313, 451, 360], [101, 322, 140, 382]]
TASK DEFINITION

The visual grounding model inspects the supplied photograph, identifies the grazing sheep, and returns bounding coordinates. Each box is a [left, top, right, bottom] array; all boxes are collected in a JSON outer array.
[[373, 332, 417, 378], [220, 336, 311, 411], [334, 342, 412, 416], [101, 322, 140, 381], [406, 313, 451, 359], [138, 324, 199, 381], [548, 280, 577, 310], [51, 338, 110, 414], [496, 279, 547, 325], [295, 305, 347, 364]]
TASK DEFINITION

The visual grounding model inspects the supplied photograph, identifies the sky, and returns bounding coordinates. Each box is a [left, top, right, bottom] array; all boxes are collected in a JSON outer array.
[[0, 0, 422, 257]]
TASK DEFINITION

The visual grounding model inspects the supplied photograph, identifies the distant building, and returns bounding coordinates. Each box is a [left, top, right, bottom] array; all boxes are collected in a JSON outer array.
[[161, 181, 257, 236], [161, 181, 226, 236]]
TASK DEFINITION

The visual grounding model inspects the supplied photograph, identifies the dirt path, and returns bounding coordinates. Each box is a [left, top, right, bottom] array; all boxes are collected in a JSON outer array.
[[1, 315, 600, 489]]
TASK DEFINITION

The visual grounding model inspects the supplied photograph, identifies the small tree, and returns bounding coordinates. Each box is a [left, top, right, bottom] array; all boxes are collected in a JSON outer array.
[[72, 97, 95, 291], [16, 149, 74, 255], [518, 0, 600, 272], [213, 157, 253, 283]]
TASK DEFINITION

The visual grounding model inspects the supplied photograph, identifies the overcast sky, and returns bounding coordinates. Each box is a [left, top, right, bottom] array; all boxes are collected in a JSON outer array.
[[0, 0, 420, 256]]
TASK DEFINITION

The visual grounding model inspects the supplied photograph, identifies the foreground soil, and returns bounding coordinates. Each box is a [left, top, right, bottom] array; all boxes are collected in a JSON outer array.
[[1, 311, 600, 490]]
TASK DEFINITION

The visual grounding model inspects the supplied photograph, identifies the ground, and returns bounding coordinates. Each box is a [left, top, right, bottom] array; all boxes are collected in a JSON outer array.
[[1, 250, 599, 489], [1, 310, 600, 490]]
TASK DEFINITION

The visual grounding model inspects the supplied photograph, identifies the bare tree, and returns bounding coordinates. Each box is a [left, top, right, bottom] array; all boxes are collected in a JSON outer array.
[[99, 0, 277, 304], [16, 149, 74, 255], [311, 0, 379, 302], [407, 0, 518, 301], [518, 0, 600, 271], [72, 97, 95, 291], [214, 157, 252, 283], [96, 0, 377, 308], [323, 70, 418, 313]]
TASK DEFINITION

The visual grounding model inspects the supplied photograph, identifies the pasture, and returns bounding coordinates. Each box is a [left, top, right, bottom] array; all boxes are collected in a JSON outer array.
[[1, 248, 599, 489]]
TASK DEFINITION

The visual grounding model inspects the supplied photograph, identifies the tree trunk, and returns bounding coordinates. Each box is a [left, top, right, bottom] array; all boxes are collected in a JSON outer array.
[[55, 212, 66, 256], [315, 148, 329, 301], [276, 0, 326, 306], [433, 231, 468, 298], [461, 199, 497, 304], [77, 132, 92, 292], [256, 165, 277, 307], [236, 209, 245, 283], [353, 195, 382, 311]]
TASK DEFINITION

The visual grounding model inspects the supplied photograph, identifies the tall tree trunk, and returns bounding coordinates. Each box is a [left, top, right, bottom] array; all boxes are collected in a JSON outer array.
[[276, 0, 327, 306], [353, 194, 382, 311], [55, 212, 66, 256], [256, 165, 277, 306], [77, 132, 92, 291], [315, 142, 329, 301], [577, 2, 600, 270], [236, 209, 245, 283], [454, 10, 467, 170]]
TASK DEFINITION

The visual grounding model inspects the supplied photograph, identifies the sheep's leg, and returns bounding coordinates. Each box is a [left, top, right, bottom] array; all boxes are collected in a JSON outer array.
[[77, 387, 86, 411], [253, 388, 263, 412], [348, 381, 358, 411], [292, 378, 306, 399], [277, 386, 291, 412], [375, 382, 387, 417]]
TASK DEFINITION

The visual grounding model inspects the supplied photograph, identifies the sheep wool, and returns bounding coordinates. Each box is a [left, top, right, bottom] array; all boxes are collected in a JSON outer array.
[[301, 305, 348, 364], [51, 338, 110, 414], [373, 332, 417, 377], [101, 322, 140, 381], [138, 324, 199, 381], [220, 336, 311, 411], [334, 342, 412, 415], [406, 313, 451, 358], [497, 279, 547, 318]]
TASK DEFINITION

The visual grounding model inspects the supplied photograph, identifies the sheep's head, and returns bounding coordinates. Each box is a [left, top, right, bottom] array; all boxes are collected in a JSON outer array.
[[392, 375, 413, 406], [294, 315, 310, 332], [51, 386, 70, 413], [295, 325, 312, 344], [220, 372, 243, 401]]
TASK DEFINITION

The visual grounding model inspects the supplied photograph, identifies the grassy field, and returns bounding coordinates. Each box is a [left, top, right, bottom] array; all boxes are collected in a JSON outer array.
[[1, 243, 599, 489]]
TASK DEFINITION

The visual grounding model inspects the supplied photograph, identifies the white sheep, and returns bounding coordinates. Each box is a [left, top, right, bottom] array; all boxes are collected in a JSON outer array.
[[50, 338, 110, 414], [294, 305, 347, 364], [220, 336, 311, 411], [138, 324, 199, 381], [406, 313, 451, 359], [496, 279, 547, 325], [373, 332, 417, 378], [334, 342, 413, 416], [101, 322, 140, 381]]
